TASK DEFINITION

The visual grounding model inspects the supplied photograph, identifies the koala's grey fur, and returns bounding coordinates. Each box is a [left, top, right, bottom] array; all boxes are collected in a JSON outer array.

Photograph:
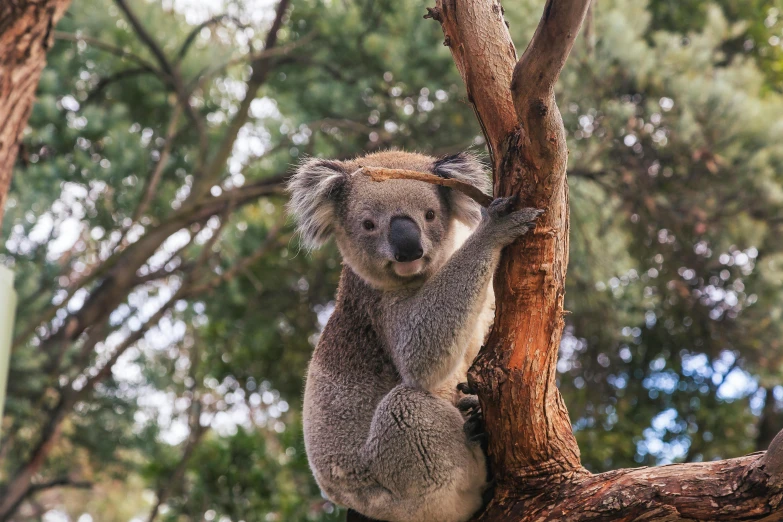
[[287, 151, 539, 522]]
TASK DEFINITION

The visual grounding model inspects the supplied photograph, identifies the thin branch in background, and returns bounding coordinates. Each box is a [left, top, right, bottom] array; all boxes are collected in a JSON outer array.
[[112, 0, 208, 158], [184, 219, 286, 297], [146, 341, 209, 522], [112, 104, 185, 256], [76, 201, 237, 389], [176, 14, 248, 63], [77, 284, 185, 394], [14, 172, 285, 353], [28, 478, 93, 494], [583, 0, 595, 55], [53, 31, 160, 73], [133, 228, 199, 285], [187, 29, 318, 95], [192, 0, 292, 198], [84, 67, 153, 104], [132, 103, 183, 222], [280, 55, 352, 83], [110, 0, 178, 79]]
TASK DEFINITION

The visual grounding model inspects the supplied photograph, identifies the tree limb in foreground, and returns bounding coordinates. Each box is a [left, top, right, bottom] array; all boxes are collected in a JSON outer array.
[[359, 166, 493, 207]]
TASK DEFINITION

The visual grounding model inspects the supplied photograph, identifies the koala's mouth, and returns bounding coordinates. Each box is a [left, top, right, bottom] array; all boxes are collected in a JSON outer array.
[[392, 258, 426, 277]]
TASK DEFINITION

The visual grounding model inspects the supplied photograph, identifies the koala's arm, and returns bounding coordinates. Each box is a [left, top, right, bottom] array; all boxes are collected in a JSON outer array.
[[383, 199, 541, 391]]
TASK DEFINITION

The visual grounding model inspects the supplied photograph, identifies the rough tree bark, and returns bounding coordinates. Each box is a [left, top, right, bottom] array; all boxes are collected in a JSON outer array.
[[0, 0, 72, 230], [431, 0, 783, 520], [350, 0, 783, 520]]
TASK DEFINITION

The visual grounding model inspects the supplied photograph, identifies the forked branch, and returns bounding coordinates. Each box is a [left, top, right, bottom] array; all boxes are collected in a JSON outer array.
[[426, 0, 783, 521]]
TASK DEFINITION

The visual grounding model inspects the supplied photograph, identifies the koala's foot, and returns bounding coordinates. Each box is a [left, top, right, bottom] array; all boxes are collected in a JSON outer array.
[[456, 381, 476, 395], [456, 385, 486, 450], [359, 385, 487, 522], [458, 397, 485, 445]]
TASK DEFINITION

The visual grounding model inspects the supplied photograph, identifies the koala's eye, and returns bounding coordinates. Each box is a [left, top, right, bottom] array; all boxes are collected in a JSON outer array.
[[425, 210, 436, 221], [362, 220, 375, 231]]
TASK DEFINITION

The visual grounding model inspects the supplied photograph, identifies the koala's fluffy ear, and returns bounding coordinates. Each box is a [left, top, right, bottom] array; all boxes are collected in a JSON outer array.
[[287, 158, 348, 249], [433, 152, 491, 226]]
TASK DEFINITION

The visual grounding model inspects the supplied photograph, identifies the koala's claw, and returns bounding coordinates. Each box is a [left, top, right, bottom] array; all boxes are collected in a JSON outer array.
[[482, 203, 543, 246], [463, 409, 484, 437], [456, 381, 476, 395], [487, 195, 519, 218], [464, 409, 488, 457], [457, 395, 480, 414], [457, 382, 492, 476]]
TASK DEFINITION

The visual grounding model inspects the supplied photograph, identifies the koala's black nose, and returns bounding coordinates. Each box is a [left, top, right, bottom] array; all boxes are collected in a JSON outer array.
[[389, 216, 423, 262]]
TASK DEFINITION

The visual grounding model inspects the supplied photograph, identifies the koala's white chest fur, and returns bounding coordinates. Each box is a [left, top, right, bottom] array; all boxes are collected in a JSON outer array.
[[430, 282, 494, 404], [430, 222, 496, 404]]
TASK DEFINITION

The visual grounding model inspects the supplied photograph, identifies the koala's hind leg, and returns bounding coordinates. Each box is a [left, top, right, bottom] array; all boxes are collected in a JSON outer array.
[[356, 385, 487, 522]]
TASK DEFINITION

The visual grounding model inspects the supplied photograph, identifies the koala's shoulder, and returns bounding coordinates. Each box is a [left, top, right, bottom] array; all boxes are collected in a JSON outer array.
[[312, 268, 397, 380]]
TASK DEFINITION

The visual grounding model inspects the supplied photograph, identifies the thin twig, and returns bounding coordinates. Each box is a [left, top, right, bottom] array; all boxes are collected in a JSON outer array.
[[132, 104, 183, 222], [29, 478, 93, 493], [112, 0, 208, 157], [359, 166, 493, 207], [184, 220, 286, 297], [53, 31, 160, 73], [191, 0, 291, 199], [187, 29, 317, 95], [78, 288, 183, 392], [176, 14, 248, 63], [84, 67, 153, 104]]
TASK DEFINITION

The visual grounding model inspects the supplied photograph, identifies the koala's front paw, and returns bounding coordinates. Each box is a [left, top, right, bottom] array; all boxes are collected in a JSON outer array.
[[481, 196, 543, 247]]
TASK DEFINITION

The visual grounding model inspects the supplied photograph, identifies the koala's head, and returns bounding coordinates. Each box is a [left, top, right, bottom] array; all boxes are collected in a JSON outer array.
[[287, 151, 490, 290]]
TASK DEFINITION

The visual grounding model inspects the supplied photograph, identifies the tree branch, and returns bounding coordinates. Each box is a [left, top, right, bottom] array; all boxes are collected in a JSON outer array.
[[432, 0, 518, 173], [483, 446, 783, 521], [191, 0, 291, 198], [176, 14, 247, 64], [112, 0, 207, 155], [431, 0, 590, 483], [29, 477, 93, 493], [184, 220, 285, 297], [511, 0, 591, 104], [14, 172, 285, 355], [53, 31, 160, 73], [359, 166, 492, 207], [83, 66, 153, 104], [187, 29, 317, 95], [132, 103, 182, 222], [430, 1, 783, 521]]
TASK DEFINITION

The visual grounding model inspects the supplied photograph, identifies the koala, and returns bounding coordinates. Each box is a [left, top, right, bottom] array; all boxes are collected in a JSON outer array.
[[287, 151, 540, 522]]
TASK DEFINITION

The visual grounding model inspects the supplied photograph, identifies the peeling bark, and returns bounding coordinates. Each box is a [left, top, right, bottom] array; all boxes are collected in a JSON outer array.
[[0, 0, 72, 230]]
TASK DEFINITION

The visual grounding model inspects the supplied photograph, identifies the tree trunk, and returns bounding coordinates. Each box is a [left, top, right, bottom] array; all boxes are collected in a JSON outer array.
[[0, 0, 72, 231], [424, 0, 783, 520]]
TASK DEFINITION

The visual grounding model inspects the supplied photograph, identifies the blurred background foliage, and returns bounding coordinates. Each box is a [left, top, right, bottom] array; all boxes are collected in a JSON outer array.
[[1, 0, 783, 520]]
